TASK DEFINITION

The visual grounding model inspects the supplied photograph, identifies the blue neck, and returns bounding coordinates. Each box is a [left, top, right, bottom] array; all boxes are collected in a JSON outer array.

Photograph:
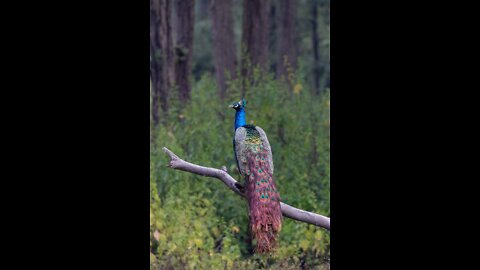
[[234, 108, 246, 130]]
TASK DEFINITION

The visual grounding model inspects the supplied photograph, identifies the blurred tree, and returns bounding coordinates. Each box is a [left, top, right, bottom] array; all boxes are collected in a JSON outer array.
[[150, 0, 173, 125], [269, 1, 277, 73], [210, 0, 237, 101], [192, 0, 214, 81], [309, 0, 330, 95], [319, 0, 330, 91], [174, 0, 196, 103], [166, 0, 174, 93], [197, 0, 209, 21], [311, 0, 321, 95], [276, 0, 297, 86], [241, 0, 270, 94]]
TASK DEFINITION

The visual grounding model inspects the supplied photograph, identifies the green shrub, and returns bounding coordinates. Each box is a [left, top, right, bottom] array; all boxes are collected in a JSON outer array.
[[150, 72, 330, 269]]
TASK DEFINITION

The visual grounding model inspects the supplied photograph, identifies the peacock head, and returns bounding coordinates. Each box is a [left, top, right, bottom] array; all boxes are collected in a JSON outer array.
[[229, 98, 246, 111]]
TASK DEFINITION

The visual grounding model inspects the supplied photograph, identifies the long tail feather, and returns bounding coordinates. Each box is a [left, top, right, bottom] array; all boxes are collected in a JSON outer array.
[[245, 149, 282, 253]]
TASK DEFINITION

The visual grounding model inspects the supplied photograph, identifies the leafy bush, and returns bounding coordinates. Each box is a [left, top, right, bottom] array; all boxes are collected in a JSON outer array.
[[150, 72, 330, 269]]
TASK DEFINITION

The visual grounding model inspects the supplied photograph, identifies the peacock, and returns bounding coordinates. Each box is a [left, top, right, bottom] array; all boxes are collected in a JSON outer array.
[[229, 98, 282, 254]]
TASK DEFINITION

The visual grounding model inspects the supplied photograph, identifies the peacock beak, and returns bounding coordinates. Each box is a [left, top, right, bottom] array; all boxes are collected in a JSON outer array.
[[229, 104, 234, 108]]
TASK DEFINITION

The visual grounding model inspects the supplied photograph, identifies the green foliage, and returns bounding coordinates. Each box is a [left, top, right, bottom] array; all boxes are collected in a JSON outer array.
[[151, 71, 330, 269]]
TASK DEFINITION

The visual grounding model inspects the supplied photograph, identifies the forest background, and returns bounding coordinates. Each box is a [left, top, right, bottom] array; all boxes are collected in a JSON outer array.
[[150, 0, 330, 269]]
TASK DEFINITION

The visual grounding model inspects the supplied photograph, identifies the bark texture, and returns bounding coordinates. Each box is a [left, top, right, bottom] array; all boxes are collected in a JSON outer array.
[[174, 0, 196, 103], [241, 0, 271, 94], [150, 0, 172, 125], [210, 0, 237, 101], [276, 0, 297, 83]]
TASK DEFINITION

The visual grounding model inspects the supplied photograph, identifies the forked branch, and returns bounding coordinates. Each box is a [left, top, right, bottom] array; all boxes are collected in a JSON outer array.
[[162, 147, 330, 230]]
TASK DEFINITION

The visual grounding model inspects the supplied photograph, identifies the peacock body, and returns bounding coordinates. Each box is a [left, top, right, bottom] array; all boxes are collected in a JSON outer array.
[[230, 99, 282, 254]]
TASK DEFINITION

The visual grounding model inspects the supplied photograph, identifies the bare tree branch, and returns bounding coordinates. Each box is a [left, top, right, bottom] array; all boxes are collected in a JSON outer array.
[[162, 147, 330, 230]]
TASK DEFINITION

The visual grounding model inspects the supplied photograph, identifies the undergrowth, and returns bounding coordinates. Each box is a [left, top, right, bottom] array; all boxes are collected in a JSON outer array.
[[150, 71, 330, 269]]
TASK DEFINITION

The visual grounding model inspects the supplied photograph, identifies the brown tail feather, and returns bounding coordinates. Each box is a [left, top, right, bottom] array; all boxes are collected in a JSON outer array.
[[245, 150, 282, 253]]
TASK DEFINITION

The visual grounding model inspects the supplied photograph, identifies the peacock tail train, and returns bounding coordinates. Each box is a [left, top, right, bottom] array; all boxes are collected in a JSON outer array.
[[240, 125, 282, 254], [231, 98, 282, 254]]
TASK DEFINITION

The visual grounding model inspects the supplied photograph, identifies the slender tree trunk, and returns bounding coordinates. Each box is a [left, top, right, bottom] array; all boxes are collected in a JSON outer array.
[[269, 2, 277, 73], [241, 0, 270, 95], [150, 0, 171, 126], [174, 0, 196, 104], [165, 0, 174, 92], [210, 0, 237, 101], [197, 0, 209, 20], [321, 0, 330, 91], [311, 0, 320, 95], [311, 0, 327, 95], [276, 0, 297, 85], [150, 45, 161, 127]]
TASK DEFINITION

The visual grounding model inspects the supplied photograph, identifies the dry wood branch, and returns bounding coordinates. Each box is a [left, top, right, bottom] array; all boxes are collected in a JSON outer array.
[[162, 147, 330, 230]]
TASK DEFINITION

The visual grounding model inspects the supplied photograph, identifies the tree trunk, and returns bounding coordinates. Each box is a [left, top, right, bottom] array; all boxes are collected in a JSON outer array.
[[321, 0, 330, 92], [165, 0, 174, 92], [174, 0, 196, 104], [276, 0, 297, 85], [150, 0, 172, 126], [241, 0, 270, 95], [197, 0, 209, 21], [269, 1, 277, 74], [210, 0, 237, 101], [311, 0, 320, 95]]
